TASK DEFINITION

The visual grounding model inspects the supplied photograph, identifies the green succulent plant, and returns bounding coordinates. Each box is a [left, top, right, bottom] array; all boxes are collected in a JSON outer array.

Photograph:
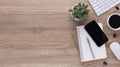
[[70, 3, 89, 21]]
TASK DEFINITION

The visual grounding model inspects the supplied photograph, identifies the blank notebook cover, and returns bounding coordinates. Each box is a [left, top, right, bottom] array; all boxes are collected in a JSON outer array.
[[76, 23, 107, 62]]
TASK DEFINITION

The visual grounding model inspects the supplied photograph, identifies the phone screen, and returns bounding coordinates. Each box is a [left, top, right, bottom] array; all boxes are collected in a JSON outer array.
[[85, 20, 108, 47]]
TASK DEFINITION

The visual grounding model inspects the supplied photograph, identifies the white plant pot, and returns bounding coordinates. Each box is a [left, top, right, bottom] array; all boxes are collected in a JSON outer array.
[[70, 12, 84, 22], [69, 4, 89, 22], [70, 12, 81, 21]]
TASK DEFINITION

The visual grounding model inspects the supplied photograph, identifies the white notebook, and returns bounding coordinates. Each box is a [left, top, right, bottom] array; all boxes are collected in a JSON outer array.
[[76, 23, 107, 62]]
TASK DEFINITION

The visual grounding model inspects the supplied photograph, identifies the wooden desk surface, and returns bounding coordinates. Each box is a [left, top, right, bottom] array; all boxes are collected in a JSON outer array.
[[0, 0, 120, 67]]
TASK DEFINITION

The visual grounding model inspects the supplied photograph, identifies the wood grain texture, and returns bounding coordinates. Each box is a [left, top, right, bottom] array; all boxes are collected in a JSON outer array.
[[0, 0, 120, 67]]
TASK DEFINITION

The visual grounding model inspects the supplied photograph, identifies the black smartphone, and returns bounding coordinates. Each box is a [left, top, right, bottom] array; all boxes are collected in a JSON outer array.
[[85, 20, 108, 47]]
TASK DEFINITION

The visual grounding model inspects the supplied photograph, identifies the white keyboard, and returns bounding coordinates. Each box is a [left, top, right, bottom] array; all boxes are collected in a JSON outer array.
[[89, 0, 120, 16]]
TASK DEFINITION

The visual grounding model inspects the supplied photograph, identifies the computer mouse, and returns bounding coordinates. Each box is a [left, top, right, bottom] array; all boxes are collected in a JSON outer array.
[[110, 42, 120, 60]]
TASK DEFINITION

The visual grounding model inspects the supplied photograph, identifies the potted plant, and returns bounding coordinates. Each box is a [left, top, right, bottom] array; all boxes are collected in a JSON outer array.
[[69, 3, 89, 21]]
